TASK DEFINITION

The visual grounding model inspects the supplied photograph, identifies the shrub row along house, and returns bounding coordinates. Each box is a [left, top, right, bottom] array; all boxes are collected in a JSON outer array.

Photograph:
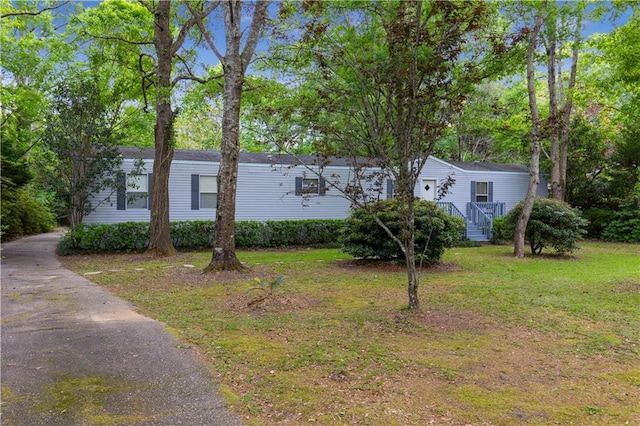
[[85, 147, 548, 241]]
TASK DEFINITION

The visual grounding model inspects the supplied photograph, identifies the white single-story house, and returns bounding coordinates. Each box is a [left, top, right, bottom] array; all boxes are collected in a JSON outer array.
[[84, 147, 547, 241]]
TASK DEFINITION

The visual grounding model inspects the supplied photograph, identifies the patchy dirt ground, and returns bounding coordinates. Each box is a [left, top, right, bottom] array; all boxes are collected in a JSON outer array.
[[60, 246, 640, 426]]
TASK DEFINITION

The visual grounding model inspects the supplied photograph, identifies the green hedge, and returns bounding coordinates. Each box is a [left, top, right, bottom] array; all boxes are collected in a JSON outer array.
[[57, 219, 344, 255], [601, 209, 640, 243]]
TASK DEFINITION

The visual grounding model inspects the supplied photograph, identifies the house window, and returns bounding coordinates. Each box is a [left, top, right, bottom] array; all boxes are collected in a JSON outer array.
[[302, 178, 319, 194], [295, 176, 326, 196], [199, 175, 217, 209], [475, 181, 489, 202], [191, 174, 217, 210], [127, 174, 149, 209]]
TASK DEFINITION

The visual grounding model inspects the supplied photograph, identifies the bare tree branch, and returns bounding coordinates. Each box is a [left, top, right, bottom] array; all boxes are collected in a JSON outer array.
[[171, 0, 221, 57], [80, 31, 154, 46], [240, 1, 270, 73], [185, 0, 224, 62], [138, 0, 152, 13], [1, 1, 70, 19], [172, 72, 223, 86]]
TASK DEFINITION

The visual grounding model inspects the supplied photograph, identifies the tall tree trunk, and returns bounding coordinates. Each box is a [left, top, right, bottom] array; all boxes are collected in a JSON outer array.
[[514, 3, 545, 258], [148, 1, 177, 256], [203, 0, 269, 272], [547, 4, 582, 201], [558, 13, 582, 202], [547, 13, 563, 200], [205, 63, 245, 272], [404, 201, 419, 310]]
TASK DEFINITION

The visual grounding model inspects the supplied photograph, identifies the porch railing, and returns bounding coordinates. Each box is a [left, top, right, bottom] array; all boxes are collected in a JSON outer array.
[[471, 202, 506, 219], [467, 202, 494, 240], [436, 202, 466, 221], [437, 202, 468, 239]]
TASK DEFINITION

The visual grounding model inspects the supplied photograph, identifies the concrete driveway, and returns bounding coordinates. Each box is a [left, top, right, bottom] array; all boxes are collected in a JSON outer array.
[[1, 232, 242, 425]]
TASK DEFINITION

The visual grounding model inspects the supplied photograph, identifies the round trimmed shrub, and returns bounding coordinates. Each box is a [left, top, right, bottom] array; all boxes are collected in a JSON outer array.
[[498, 198, 588, 255], [340, 199, 465, 265]]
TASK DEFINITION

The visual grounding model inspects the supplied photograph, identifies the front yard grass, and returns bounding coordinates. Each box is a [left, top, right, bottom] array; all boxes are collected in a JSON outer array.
[[61, 241, 640, 425]]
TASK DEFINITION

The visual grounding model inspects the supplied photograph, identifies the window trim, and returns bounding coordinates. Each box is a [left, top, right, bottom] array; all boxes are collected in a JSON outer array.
[[199, 175, 217, 209], [475, 181, 489, 202], [471, 180, 493, 203], [191, 174, 218, 210], [117, 173, 151, 210], [295, 176, 326, 196]]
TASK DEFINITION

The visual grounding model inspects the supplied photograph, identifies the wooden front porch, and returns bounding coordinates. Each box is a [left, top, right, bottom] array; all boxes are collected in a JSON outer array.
[[437, 202, 506, 242]]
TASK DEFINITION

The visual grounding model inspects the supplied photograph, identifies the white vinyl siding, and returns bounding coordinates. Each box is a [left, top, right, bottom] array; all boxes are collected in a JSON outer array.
[[416, 156, 548, 215], [84, 153, 548, 224]]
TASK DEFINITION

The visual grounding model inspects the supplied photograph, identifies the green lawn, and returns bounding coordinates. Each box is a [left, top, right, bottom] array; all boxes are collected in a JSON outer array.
[[61, 241, 640, 425]]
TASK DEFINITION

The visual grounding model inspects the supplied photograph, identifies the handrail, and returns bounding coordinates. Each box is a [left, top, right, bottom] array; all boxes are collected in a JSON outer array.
[[467, 202, 493, 240], [472, 202, 506, 218], [437, 202, 468, 239], [436, 202, 466, 221]]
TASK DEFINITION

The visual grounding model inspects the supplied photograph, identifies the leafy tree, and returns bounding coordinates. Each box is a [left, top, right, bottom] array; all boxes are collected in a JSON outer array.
[[496, 198, 588, 255], [610, 123, 640, 207], [141, 0, 219, 256], [175, 69, 224, 150], [437, 81, 535, 164], [542, 1, 587, 201], [76, 0, 219, 256], [268, 1, 517, 309], [1, 0, 75, 236], [558, 5, 639, 237], [564, 114, 611, 209], [43, 75, 127, 227], [592, 9, 640, 209]]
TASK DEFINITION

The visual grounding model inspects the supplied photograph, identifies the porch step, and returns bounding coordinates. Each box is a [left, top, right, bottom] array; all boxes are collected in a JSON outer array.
[[466, 222, 489, 242]]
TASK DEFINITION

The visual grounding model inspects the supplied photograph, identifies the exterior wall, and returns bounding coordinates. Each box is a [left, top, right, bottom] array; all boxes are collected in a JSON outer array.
[[416, 157, 548, 214], [84, 153, 547, 225], [84, 158, 358, 224]]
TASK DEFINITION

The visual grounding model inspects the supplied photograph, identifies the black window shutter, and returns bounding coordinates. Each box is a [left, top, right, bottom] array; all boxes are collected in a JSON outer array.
[[191, 174, 199, 210], [319, 177, 326, 196], [117, 174, 126, 210], [295, 177, 303, 196], [147, 173, 153, 210], [386, 179, 394, 199], [470, 181, 476, 202], [488, 181, 493, 202]]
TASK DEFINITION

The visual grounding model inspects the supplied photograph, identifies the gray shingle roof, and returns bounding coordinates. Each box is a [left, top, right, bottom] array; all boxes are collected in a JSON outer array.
[[448, 160, 530, 173], [118, 147, 356, 167], [119, 147, 529, 173]]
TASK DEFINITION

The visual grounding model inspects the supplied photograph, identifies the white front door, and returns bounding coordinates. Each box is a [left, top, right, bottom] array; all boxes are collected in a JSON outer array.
[[422, 179, 437, 201]]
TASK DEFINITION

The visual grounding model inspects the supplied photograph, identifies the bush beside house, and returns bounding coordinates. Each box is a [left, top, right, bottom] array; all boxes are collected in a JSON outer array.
[[492, 198, 588, 255], [340, 199, 465, 265]]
